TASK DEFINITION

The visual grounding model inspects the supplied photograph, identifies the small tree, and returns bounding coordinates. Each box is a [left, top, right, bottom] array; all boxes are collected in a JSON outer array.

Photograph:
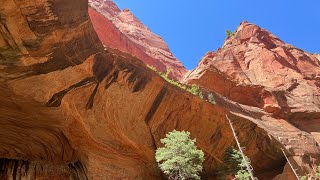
[[226, 30, 234, 38], [300, 165, 320, 179], [155, 130, 205, 180], [217, 148, 252, 180]]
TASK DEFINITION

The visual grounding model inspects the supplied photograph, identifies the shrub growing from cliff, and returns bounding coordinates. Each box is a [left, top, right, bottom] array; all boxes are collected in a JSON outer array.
[[147, 65, 187, 90], [226, 30, 234, 38], [155, 130, 205, 180], [147, 65, 205, 99], [187, 84, 204, 99]]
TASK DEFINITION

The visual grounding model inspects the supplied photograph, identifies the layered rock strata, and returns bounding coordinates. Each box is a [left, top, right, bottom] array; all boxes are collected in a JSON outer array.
[[88, 0, 187, 80], [0, 1, 319, 180]]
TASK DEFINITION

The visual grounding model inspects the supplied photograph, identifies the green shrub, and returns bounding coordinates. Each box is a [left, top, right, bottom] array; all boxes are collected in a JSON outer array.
[[147, 65, 206, 99], [236, 169, 251, 180], [217, 148, 252, 180], [155, 130, 205, 180], [226, 30, 234, 38], [188, 84, 199, 94], [164, 68, 171, 78], [316, 165, 320, 178], [301, 165, 320, 179], [207, 93, 216, 104]]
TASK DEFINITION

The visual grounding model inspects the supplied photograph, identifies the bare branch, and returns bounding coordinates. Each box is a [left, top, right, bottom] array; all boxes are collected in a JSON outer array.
[[226, 114, 255, 180]]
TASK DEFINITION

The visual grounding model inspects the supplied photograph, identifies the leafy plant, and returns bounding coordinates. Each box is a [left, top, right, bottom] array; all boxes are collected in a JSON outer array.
[[300, 165, 320, 180], [236, 169, 251, 180], [155, 130, 205, 180], [164, 68, 171, 78], [207, 93, 216, 104], [147, 65, 206, 99], [315, 165, 320, 178], [187, 84, 204, 99], [226, 30, 234, 38], [217, 148, 252, 180]]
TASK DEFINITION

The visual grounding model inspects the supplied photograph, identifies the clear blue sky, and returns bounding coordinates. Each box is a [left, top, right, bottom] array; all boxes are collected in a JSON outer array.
[[113, 0, 320, 70]]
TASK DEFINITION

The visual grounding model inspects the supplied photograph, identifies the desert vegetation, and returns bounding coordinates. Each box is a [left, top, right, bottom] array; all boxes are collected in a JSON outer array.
[[156, 129, 255, 180], [147, 65, 216, 103], [216, 148, 253, 180], [155, 130, 204, 180], [226, 30, 234, 38]]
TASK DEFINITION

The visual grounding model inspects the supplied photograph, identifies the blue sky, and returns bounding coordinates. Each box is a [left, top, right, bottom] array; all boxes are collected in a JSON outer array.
[[113, 0, 320, 70]]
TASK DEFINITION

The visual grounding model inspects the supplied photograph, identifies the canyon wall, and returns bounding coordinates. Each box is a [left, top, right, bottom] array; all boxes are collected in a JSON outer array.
[[88, 0, 187, 80], [0, 0, 319, 180], [184, 22, 320, 138]]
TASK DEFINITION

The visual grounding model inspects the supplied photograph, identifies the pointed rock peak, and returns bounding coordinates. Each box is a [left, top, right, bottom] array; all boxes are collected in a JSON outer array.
[[235, 21, 263, 39], [203, 51, 215, 59], [89, 0, 121, 19], [314, 54, 320, 61], [123, 8, 130, 12], [117, 8, 147, 30], [224, 21, 285, 49]]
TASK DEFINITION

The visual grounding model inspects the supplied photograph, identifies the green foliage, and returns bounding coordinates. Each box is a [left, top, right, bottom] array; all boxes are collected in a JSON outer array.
[[300, 176, 307, 180], [217, 148, 252, 180], [187, 84, 204, 99], [147, 65, 205, 99], [316, 165, 320, 178], [207, 93, 216, 104], [236, 170, 251, 180], [164, 68, 171, 78], [301, 165, 320, 180], [147, 65, 158, 72], [226, 30, 234, 38], [155, 130, 205, 180]]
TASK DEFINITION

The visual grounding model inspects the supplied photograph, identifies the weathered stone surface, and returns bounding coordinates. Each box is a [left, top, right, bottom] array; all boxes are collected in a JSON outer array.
[[88, 0, 187, 80], [88, 0, 120, 19], [0, 1, 319, 180], [185, 22, 320, 117], [185, 21, 320, 178], [88, 7, 167, 77]]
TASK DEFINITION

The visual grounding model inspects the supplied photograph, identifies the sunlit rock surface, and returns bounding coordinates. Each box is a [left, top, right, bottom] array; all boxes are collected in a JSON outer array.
[[0, 1, 319, 180], [88, 0, 187, 80]]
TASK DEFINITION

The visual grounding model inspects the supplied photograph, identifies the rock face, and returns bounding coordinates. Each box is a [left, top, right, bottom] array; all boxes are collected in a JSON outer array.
[[88, 0, 187, 80], [0, 1, 319, 180], [314, 54, 320, 62], [185, 21, 320, 177], [185, 21, 320, 121]]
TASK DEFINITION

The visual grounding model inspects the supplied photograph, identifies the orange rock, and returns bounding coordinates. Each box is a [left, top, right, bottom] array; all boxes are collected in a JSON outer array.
[[185, 21, 320, 120], [88, 0, 187, 80], [0, 1, 319, 180]]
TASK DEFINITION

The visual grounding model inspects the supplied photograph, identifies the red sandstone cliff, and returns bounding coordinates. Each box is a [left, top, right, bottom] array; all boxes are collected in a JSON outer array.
[[88, 0, 187, 80], [0, 1, 319, 180], [185, 21, 320, 119], [184, 21, 320, 178]]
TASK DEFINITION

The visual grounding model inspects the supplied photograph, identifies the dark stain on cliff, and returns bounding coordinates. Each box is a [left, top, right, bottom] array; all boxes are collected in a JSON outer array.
[[47, 51, 151, 108], [145, 87, 167, 123], [68, 161, 88, 180], [0, 158, 88, 179], [46, 76, 96, 107], [86, 83, 100, 109], [2, 34, 103, 79]]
